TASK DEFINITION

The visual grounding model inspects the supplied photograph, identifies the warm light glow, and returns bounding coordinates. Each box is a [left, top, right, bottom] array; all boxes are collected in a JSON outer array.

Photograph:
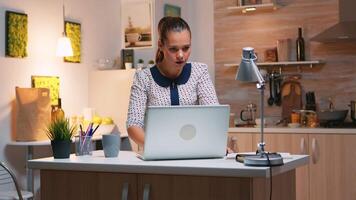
[[245, 7, 256, 12], [56, 36, 73, 57]]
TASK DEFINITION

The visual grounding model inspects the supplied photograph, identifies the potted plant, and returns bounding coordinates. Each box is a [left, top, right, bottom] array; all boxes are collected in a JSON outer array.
[[137, 59, 144, 70], [46, 118, 76, 158], [148, 60, 155, 68]]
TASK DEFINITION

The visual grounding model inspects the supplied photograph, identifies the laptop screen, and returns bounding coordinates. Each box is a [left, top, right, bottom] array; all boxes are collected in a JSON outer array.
[[141, 105, 230, 160]]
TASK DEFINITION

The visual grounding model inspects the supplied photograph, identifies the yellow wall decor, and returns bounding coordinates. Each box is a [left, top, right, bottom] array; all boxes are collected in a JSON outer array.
[[5, 11, 28, 58], [31, 76, 60, 106], [64, 21, 81, 63]]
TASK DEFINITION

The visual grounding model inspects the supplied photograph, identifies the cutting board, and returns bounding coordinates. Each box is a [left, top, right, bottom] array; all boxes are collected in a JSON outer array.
[[281, 81, 302, 122]]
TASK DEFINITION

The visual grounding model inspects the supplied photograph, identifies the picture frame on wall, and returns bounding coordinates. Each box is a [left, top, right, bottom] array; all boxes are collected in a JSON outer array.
[[5, 11, 28, 58], [64, 21, 81, 63], [121, 0, 154, 49], [31, 76, 60, 106], [164, 4, 181, 17]]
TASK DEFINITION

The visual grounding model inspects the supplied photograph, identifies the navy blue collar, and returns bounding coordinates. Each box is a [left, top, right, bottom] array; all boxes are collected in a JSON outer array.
[[150, 63, 191, 87]]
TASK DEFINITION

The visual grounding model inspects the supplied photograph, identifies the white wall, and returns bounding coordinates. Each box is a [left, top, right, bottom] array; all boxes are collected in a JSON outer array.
[[0, 0, 214, 198], [0, 0, 122, 196]]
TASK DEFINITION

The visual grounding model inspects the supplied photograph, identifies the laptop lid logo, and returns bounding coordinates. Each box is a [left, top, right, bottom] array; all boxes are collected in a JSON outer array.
[[179, 124, 196, 140]]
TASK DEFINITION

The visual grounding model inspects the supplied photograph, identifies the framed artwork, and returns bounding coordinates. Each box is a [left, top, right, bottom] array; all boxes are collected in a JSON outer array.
[[164, 4, 181, 17], [121, 0, 154, 49], [5, 11, 28, 58], [31, 76, 60, 106], [64, 21, 81, 63]]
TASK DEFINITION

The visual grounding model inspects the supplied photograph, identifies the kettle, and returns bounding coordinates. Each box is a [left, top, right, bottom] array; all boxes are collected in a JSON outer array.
[[240, 103, 257, 125]]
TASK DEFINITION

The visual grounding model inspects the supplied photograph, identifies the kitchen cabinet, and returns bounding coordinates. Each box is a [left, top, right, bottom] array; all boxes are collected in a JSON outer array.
[[41, 170, 138, 200], [252, 133, 309, 200], [229, 133, 253, 152], [33, 151, 307, 200], [309, 134, 356, 200], [138, 174, 252, 200], [39, 166, 297, 200], [231, 130, 356, 200]]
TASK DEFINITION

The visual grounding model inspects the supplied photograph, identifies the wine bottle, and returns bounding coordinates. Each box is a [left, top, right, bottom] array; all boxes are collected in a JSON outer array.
[[296, 27, 305, 61], [52, 98, 65, 121]]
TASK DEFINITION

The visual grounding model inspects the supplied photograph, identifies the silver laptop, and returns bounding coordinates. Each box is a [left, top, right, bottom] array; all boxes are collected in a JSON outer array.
[[138, 105, 230, 160]]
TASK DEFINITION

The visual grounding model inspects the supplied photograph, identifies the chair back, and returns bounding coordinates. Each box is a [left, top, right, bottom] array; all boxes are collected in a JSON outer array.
[[0, 162, 23, 200]]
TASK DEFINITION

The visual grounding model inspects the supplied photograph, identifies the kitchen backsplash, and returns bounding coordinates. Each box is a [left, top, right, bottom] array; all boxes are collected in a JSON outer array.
[[214, 0, 356, 121]]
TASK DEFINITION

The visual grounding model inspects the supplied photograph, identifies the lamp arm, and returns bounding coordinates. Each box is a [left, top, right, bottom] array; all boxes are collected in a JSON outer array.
[[248, 59, 266, 154], [249, 59, 265, 88]]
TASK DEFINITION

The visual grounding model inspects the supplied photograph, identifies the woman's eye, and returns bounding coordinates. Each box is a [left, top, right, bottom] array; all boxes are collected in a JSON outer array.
[[169, 48, 178, 52], [182, 46, 190, 52]]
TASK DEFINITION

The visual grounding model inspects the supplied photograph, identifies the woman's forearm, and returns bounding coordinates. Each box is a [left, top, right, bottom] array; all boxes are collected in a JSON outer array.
[[127, 126, 145, 146]]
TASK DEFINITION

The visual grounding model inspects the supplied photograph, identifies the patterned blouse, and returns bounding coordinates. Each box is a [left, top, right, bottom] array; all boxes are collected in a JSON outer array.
[[126, 62, 219, 128]]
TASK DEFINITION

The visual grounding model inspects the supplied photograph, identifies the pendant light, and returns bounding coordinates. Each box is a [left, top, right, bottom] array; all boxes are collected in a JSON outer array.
[[56, 1, 73, 57]]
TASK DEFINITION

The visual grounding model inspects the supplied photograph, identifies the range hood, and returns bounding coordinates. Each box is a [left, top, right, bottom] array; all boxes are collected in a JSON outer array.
[[311, 0, 356, 42]]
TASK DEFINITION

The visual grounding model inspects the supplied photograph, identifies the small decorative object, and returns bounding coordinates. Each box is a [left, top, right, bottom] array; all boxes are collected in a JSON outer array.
[[46, 118, 76, 159], [277, 39, 291, 61], [31, 76, 60, 106], [122, 49, 134, 69], [147, 60, 155, 68], [137, 59, 144, 70], [15, 87, 51, 141], [121, 0, 153, 49], [296, 27, 305, 61], [264, 48, 277, 62], [64, 21, 81, 63], [164, 4, 181, 17], [5, 11, 28, 58]]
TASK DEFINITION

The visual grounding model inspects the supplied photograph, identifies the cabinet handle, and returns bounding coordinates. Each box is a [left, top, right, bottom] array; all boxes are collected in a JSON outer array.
[[143, 183, 150, 200], [121, 182, 129, 200], [300, 137, 306, 154], [311, 138, 318, 164]]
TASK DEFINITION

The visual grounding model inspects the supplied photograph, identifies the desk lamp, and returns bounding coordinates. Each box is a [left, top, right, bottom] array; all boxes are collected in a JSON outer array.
[[236, 47, 283, 166]]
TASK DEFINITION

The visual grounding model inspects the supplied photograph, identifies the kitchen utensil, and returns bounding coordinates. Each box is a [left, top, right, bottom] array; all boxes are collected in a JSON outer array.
[[281, 81, 302, 122], [274, 74, 282, 106], [267, 75, 274, 106], [240, 103, 257, 125], [305, 91, 316, 111], [296, 110, 317, 127], [349, 101, 356, 123], [317, 109, 348, 123]]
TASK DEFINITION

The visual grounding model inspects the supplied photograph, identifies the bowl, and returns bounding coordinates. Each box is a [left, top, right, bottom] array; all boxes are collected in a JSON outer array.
[[317, 110, 348, 123], [288, 123, 300, 128]]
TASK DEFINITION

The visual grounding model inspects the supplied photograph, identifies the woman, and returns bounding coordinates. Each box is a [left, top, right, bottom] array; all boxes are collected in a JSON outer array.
[[127, 16, 219, 146]]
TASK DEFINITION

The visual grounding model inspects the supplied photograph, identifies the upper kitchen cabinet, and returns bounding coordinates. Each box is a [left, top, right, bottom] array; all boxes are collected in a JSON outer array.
[[227, 0, 277, 14]]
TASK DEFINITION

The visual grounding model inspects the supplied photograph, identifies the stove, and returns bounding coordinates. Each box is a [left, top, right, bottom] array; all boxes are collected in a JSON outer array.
[[319, 121, 356, 128]]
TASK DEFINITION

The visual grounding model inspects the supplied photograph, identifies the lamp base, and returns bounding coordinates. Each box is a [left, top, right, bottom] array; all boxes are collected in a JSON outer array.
[[243, 152, 284, 166]]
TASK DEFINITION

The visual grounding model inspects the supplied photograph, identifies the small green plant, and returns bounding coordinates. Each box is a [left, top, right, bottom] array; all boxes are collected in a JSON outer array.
[[148, 60, 154, 64], [138, 59, 144, 64], [46, 118, 76, 141]]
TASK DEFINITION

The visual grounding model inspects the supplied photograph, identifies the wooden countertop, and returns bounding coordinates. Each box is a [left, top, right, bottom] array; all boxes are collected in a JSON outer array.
[[229, 127, 356, 134]]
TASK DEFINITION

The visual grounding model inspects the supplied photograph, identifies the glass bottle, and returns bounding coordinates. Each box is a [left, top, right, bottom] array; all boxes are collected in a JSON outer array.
[[56, 98, 65, 120], [52, 98, 65, 121], [296, 27, 305, 61]]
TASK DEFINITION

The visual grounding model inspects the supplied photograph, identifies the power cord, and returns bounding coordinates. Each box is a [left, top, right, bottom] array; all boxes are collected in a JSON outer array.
[[235, 152, 275, 200]]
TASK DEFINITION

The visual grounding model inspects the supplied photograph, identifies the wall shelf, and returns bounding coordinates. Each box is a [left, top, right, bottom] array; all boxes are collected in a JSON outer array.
[[224, 60, 325, 68], [227, 3, 277, 14]]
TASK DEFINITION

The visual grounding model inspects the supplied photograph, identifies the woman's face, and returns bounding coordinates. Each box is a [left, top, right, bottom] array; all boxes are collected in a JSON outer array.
[[159, 30, 191, 77]]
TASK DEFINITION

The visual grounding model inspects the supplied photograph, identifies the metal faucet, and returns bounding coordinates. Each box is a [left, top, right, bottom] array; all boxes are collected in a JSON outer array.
[[328, 97, 334, 111]]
